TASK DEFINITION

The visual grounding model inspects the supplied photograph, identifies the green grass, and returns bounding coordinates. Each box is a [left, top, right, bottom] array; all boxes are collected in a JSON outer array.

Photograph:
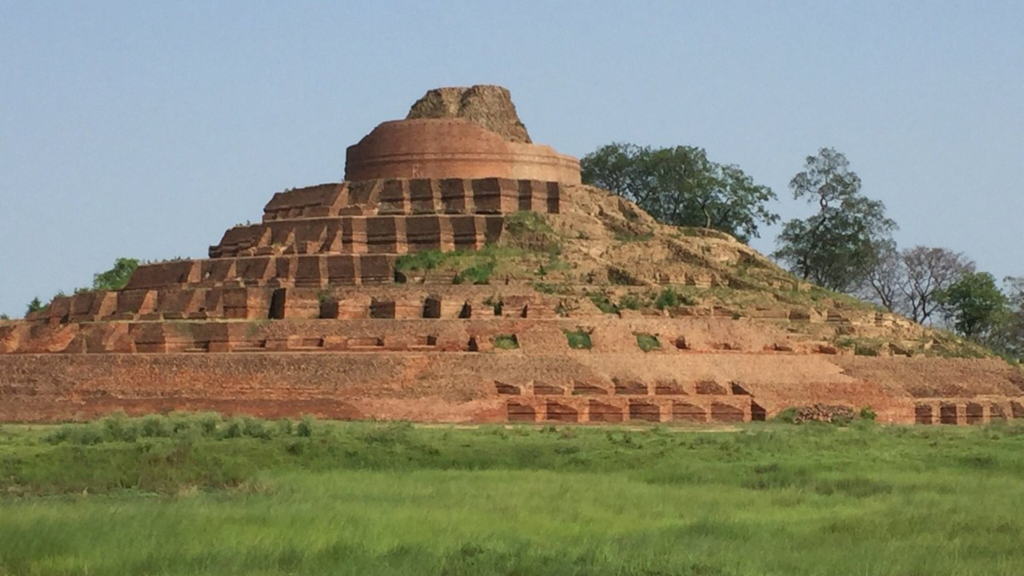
[[453, 261, 495, 285], [563, 328, 593, 349], [654, 286, 690, 309], [393, 222, 569, 287], [4, 418, 1024, 575], [503, 211, 561, 255], [835, 336, 887, 356], [393, 249, 452, 272], [618, 293, 643, 310], [586, 292, 619, 314], [635, 332, 661, 352], [492, 334, 519, 350], [613, 230, 654, 242], [393, 247, 508, 285]]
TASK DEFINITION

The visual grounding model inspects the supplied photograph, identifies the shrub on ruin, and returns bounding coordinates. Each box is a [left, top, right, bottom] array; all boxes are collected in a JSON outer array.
[[635, 333, 660, 352], [655, 286, 696, 309], [859, 407, 877, 421], [586, 292, 618, 314], [564, 329, 592, 350], [394, 250, 449, 272], [492, 334, 519, 350], [532, 282, 558, 295], [25, 297, 46, 315], [619, 294, 643, 310], [92, 258, 140, 291], [454, 262, 495, 285]]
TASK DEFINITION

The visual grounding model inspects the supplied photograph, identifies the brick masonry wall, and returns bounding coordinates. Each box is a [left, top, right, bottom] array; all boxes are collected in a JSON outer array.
[[1, 344, 1020, 424]]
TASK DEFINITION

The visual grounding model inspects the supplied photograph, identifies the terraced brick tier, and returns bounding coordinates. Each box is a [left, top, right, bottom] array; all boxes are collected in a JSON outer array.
[[345, 120, 581, 184], [1, 325, 1021, 425]]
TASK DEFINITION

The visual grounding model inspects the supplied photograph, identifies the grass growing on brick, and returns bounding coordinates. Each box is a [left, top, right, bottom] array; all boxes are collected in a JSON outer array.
[[492, 334, 519, 350], [564, 328, 592, 349], [394, 236, 568, 286], [3, 419, 1024, 574], [585, 292, 618, 314], [635, 332, 661, 352], [655, 286, 694, 309]]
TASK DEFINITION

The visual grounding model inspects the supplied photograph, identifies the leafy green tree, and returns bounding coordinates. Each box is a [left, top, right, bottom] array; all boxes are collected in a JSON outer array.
[[26, 297, 46, 315], [91, 258, 139, 291], [989, 277, 1024, 361], [580, 143, 778, 242], [937, 272, 1008, 340], [774, 148, 897, 292]]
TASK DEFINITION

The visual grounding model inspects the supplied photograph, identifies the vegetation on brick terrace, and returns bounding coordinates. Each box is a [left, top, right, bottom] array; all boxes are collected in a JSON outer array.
[[564, 328, 593, 349], [393, 213, 566, 287], [635, 332, 661, 352], [491, 334, 519, 350]]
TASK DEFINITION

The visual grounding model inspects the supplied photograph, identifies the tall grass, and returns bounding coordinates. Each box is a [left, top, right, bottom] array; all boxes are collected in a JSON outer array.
[[2, 418, 1024, 575]]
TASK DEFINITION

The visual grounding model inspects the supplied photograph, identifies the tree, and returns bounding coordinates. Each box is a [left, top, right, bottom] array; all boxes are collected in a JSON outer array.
[[26, 297, 46, 315], [989, 277, 1024, 361], [91, 258, 139, 291], [863, 243, 904, 313], [863, 245, 975, 324], [900, 246, 974, 324], [580, 143, 778, 242], [937, 272, 1008, 340], [774, 148, 897, 292]]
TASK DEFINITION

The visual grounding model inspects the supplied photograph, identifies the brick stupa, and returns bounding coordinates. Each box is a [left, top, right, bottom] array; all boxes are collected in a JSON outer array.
[[1, 85, 1022, 425]]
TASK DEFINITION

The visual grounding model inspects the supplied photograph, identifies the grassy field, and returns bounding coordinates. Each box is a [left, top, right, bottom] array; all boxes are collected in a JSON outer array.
[[2, 416, 1024, 575]]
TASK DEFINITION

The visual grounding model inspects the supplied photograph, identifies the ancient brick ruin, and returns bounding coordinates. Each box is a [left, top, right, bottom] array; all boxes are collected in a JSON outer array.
[[1, 85, 1022, 424]]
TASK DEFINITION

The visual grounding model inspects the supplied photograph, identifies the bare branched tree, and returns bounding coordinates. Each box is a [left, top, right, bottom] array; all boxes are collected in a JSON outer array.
[[860, 245, 975, 324], [900, 246, 974, 324], [862, 243, 906, 313]]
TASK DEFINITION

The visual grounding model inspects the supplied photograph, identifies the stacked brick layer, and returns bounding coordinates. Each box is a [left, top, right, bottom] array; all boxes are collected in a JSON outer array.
[[0, 347, 1020, 425], [25, 178, 568, 325]]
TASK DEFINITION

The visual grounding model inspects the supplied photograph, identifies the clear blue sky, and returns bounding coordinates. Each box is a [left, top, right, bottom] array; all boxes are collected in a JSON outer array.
[[2, 1, 1021, 317]]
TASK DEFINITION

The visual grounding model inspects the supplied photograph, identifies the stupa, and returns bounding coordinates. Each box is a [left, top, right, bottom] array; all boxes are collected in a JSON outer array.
[[1, 85, 1021, 425]]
